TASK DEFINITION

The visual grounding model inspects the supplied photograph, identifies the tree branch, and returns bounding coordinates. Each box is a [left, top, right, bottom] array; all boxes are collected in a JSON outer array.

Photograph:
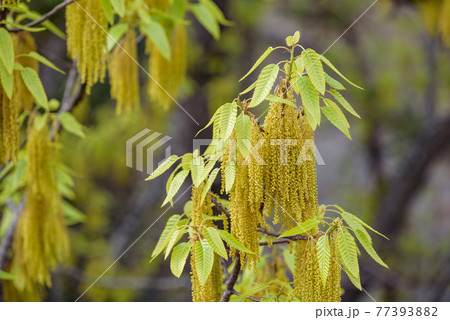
[[220, 253, 241, 302]]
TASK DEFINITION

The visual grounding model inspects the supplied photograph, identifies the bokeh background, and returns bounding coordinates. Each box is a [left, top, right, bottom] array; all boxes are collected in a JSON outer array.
[[4, 0, 450, 301]]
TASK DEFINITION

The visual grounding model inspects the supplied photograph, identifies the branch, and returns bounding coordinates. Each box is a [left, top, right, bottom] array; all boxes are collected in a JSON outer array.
[[8, 0, 75, 32], [258, 226, 323, 246], [209, 192, 230, 217], [220, 253, 241, 302]]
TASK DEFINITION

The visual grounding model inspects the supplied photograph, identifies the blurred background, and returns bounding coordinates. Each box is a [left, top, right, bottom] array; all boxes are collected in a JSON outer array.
[[6, 0, 450, 301]]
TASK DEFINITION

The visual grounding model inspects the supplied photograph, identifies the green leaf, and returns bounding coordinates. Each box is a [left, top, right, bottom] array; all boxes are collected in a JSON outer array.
[[151, 214, 181, 260], [235, 114, 252, 158], [204, 227, 228, 259], [195, 239, 215, 286], [26, 52, 65, 74], [239, 46, 274, 82], [353, 229, 389, 269], [170, 242, 192, 278], [345, 213, 389, 240], [141, 21, 171, 61], [297, 76, 321, 129], [0, 269, 14, 280], [317, 235, 331, 286], [239, 80, 256, 96], [165, 229, 186, 260], [58, 112, 85, 138], [293, 31, 300, 44], [20, 67, 48, 109], [34, 113, 48, 131], [238, 283, 268, 301], [146, 155, 179, 181], [0, 29, 14, 74], [338, 230, 360, 288], [320, 55, 363, 90], [249, 64, 279, 108], [329, 89, 360, 119], [342, 260, 362, 291], [196, 159, 217, 187], [101, 0, 115, 24], [200, 168, 219, 204], [217, 230, 254, 254], [278, 219, 320, 238], [265, 94, 297, 108], [224, 161, 236, 193], [191, 154, 205, 186], [0, 59, 14, 99], [325, 73, 346, 90], [293, 56, 305, 76], [340, 211, 372, 242], [219, 102, 237, 141], [302, 49, 325, 94], [199, 0, 232, 26], [162, 170, 189, 207], [196, 104, 222, 137], [106, 23, 129, 51], [191, 3, 220, 40], [321, 98, 351, 140], [110, 0, 125, 17]]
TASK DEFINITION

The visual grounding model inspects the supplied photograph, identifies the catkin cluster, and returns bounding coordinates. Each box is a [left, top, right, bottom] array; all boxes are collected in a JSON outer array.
[[110, 29, 140, 114], [419, 0, 450, 46], [190, 185, 222, 302], [8, 120, 69, 301], [262, 82, 318, 229], [66, 0, 108, 93]]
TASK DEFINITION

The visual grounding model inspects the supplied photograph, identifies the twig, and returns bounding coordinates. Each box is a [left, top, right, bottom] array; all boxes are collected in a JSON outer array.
[[8, 0, 76, 32], [258, 226, 323, 246], [220, 253, 241, 302], [209, 192, 230, 217]]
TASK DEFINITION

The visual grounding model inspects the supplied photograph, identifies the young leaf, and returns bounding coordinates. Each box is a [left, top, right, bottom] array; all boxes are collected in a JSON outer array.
[[278, 219, 320, 238], [199, 0, 232, 26], [21, 67, 48, 109], [110, 0, 125, 17], [204, 227, 228, 259], [141, 21, 171, 61], [170, 242, 192, 278], [200, 168, 219, 204], [265, 94, 297, 108], [196, 105, 222, 137], [239, 80, 256, 96], [338, 230, 360, 288], [0, 29, 14, 74], [151, 214, 182, 260], [342, 260, 362, 290], [26, 52, 65, 74], [146, 155, 179, 181], [191, 3, 220, 40], [329, 89, 360, 119], [297, 76, 321, 127], [325, 73, 346, 90], [195, 239, 215, 286], [321, 98, 351, 140], [235, 114, 252, 159], [196, 159, 217, 187], [0, 270, 14, 280], [293, 56, 305, 76], [219, 102, 237, 141], [317, 235, 331, 286], [248, 64, 279, 108], [353, 229, 389, 269], [58, 112, 85, 138], [224, 161, 236, 193], [239, 47, 274, 82], [302, 49, 325, 94], [101, 0, 115, 24], [165, 229, 186, 260], [293, 31, 300, 44], [191, 155, 205, 187], [340, 211, 372, 243], [0, 59, 14, 98], [162, 170, 189, 207], [320, 55, 364, 90], [345, 213, 389, 240], [106, 23, 129, 51], [217, 230, 254, 254]]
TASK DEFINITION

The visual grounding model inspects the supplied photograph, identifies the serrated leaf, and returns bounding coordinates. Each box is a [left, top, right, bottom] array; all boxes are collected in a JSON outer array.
[[110, 0, 125, 17], [338, 230, 360, 288], [354, 229, 389, 269], [320, 55, 363, 90], [346, 213, 389, 240], [196, 159, 217, 186], [329, 89, 360, 119], [204, 227, 228, 259], [191, 3, 220, 40], [21, 67, 48, 109], [239, 80, 256, 96], [297, 76, 320, 128], [317, 235, 331, 286], [106, 23, 129, 51], [141, 21, 171, 61], [294, 56, 304, 76], [325, 73, 346, 90], [162, 170, 189, 207], [170, 242, 191, 278], [322, 98, 351, 140], [342, 259, 361, 290], [217, 230, 254, 254], [302, 49, 325, 94], [235, 114, 251, 158], [200, 168, 219, 204], [191, 155, 205, 186], [278, 219, 320, 238], [58, 112, 85, 138], [239, 46, 274, 82], [219, 102, 237, 141], [249, 64, 279, 108], [165, 229, 186, 260], [196, 105, 221, 137], [340, 211, 372, 243], [26, 52, 65, 74], [195, 239, 215, 286], [151, 214, 181, 259], [224, 161, 236, 193], [146, 155, 179, 181], [265, 94, 297, 108], [0, 29, 14, 74], [0, 59, 14, 98]]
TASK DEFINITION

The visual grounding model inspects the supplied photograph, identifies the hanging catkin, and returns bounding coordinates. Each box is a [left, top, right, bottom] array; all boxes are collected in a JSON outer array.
[[66, 0, 107, 93], [10, 118, 68, 300], [110, 29, 140, 114], [1, 88, 19, 164]]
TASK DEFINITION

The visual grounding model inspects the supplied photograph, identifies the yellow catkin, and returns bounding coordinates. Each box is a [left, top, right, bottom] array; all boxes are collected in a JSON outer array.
[[110, 29, 140, 114], [439, 0, 450, 45], [9, 119, 69, 301], [66, 0, 108, 93], [324, 232, 342, 302], [147, 25, 187, 110], [0, 88, 19, 163], [190, 185, 222, 302]]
